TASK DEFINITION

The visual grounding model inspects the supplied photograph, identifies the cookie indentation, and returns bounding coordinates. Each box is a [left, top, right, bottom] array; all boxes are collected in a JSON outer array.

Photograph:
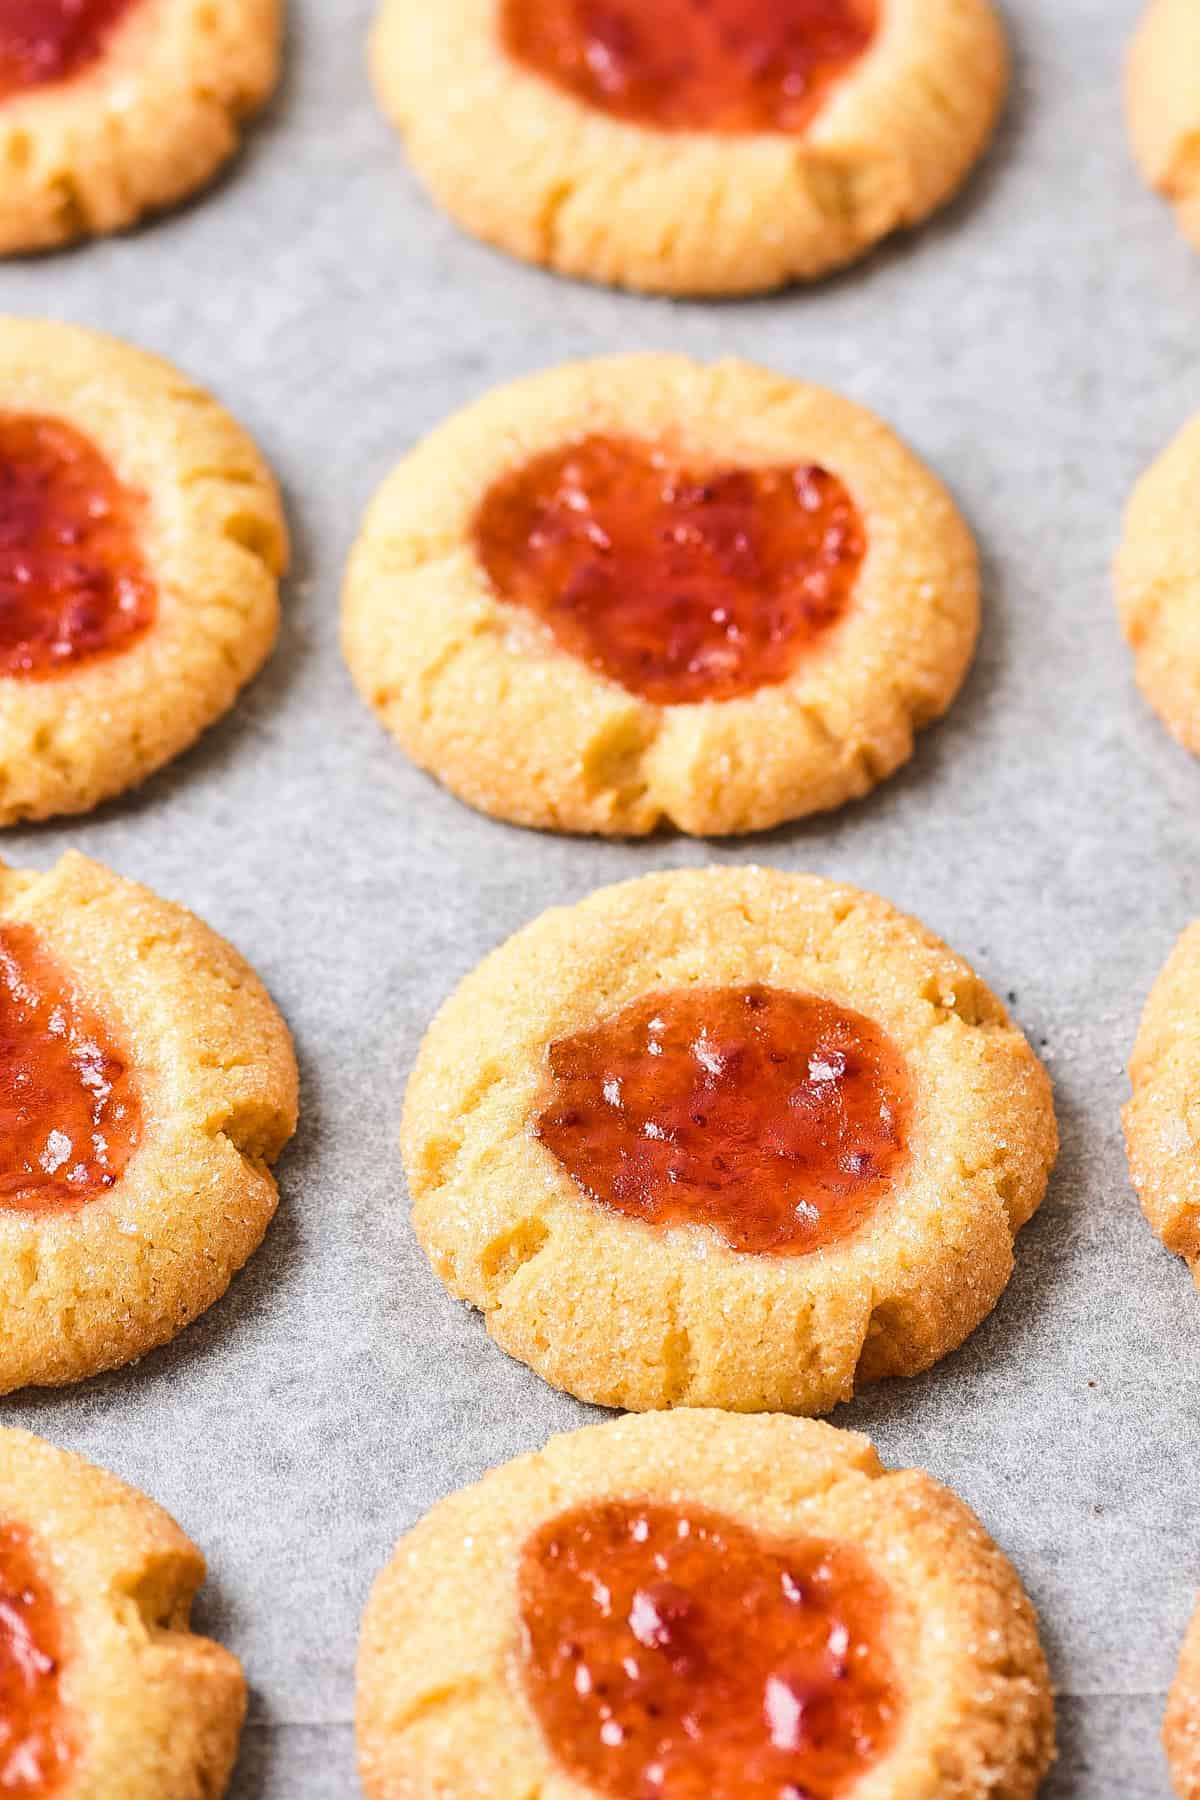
[[0, 1521, 72, 1795], [518, 1498, 899, 1800], [536, 984, 910, 1255], [501, 0, 878, 135], [0, 924, 139, 1214], [474, 437, 865, 706], [0, 413, 155, 681], [0, 0, 140, 99]]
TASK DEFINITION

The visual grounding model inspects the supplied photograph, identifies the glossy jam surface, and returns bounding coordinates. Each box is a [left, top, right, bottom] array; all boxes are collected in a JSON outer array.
[[0, 1523, 72, 1794], [0, 924, 139, 1214], [0, 0, 140, 99], [519, 1499, 898, 1800], [0, 413, 155, 681], [536, 985, 910, 1256], [502, 0, 877, 135], [474, 437, 865, 707]]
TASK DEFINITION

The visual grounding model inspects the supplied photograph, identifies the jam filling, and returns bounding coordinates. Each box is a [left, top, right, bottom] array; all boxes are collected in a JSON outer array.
[[0, 413, 155, 681], [473, 436, 865, 707], [0, 1523, 72, 1795], [536, 985, 910, 1256], [0, 924, 139, 1214], [501, 0, 878, 135], [519, 1499, 898, 1800], [0, 0, 140, 99]]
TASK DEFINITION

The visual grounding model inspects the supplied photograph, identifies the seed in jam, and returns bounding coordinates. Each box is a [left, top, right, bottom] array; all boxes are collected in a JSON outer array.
[[536, 985, 910, 1256], [0, 1522, 72, 1795], [501, 0, 878, 136], [0, 924, 139, 1214], [0, 0, 140, 99], [0, 413, 155, 682], [519, 1499, 899, 1800], [473, 436, 865, 707]]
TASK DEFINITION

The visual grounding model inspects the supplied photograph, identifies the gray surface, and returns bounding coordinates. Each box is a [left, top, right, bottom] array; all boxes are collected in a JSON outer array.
[[0, 0, 1195, 1793]]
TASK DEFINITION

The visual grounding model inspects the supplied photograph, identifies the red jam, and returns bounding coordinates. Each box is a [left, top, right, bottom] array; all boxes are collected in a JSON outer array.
[[536, 985, 910, 1256], [0, 1523, 72, 1795], [0, 413, 155, 682], [519, 1500, 899, 1800], [501, 0, 878, 135], [0, 924, 139, 1214], [473, 437, 865, 706], [0, 0, 140, 99]]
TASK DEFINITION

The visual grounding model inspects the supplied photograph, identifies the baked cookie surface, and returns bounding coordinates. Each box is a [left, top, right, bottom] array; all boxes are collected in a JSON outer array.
[[369, 0, 1007, 294], [358, 1410, 1056, 1800], [343, 355, 979, 838], [1124, 922, 1200, 1281], [1128, 0, 1200, 252], [1117, 410, 1200, 757], [0, 318, 287, 824], [0, 847, 298, 1394], [1167, 1597, 1200, 1798], [0, 0, 281, 252], [401, 867, 1057, 1414], [0, 1425, 245, 1797]]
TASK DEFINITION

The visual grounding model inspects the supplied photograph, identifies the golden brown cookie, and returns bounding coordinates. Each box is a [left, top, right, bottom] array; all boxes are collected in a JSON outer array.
[[402, 866, 1057, 1414], [358, 1410, 1056, 1800], [343, 355, 979, 838], [1128, 0, 1200, 252], [369, 0, 1008, 295], [0, 318, 287, 825], [0, 0, 281, 253], [0, 846, 298, 1394], [1124, 922, 1200, 1281], [1116, 410, 1200, 757], [1167, 1597, 1200, 1798], [0, 1425, 245, 1797]]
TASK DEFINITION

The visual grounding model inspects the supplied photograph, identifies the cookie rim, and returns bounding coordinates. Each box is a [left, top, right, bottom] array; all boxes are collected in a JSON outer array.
[[401, 865, 1057, 1415], [369, 0, 1008, 294], [343, 353, 980, 839], [1124, 919, 1200, 1279], [1127, 0, 1200, 253], [1116, 407, 1200, 758]]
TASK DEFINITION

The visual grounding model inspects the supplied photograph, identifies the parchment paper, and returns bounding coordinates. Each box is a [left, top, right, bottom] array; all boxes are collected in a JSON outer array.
[[2, 2, 1194, 1791]]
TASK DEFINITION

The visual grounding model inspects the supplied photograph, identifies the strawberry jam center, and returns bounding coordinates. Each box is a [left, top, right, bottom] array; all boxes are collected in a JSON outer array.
[[0, 924, 139, 1214], [0, 413, 155, 681], [0, 0, 140, 99], [0, 1523, 72, 1795], [473, 436, 865, 706], [519, 1499, 898, 1800], [536, 985, 910, 1256], [501, 0, 878, 135]]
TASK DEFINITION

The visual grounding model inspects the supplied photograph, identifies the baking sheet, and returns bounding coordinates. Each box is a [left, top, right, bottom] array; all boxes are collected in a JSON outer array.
[[2, 1, 1196, 1791]]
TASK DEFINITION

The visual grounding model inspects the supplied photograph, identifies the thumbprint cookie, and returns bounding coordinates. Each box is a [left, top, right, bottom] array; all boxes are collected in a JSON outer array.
[[1117, 409, 1200, 758], [358, 1410, 1056, 1800], [369, 0, 1007, 294], [343, 355, 979, 838], [1128, 0, 1200, 255], [0, 0, 281, 252], [0, 847, 298, 1393], [0, 318, 287, 824], [1125, 922, 1200, 1283], [401, 866, 1057, 1415], [0, 1425, 245, 1797]]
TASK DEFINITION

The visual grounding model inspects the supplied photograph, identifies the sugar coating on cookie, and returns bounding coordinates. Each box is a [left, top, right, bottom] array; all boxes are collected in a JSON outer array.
[[1117, 410, 1200, 758], [370, 0, 1007, 294], [0, 0, 281, 252], [343, 355, 980, 838], [0, 319, 288, 825], [1125, 922, 1200, 1281], [1128, 0, 1200, 252], [1167, 1598, 1200, 1798], [0, 848, 298, 1394], [401, 867, 1057, 1415], [0, 1426, 246, 1797], [357, 1411, 1056, 1800]]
